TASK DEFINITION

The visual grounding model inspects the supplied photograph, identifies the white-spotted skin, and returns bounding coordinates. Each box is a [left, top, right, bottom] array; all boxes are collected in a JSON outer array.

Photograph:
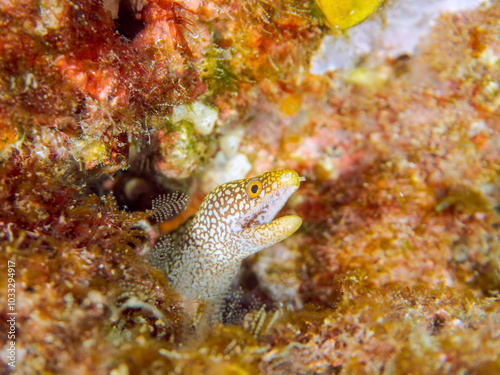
[[167, 169, 302, 306]]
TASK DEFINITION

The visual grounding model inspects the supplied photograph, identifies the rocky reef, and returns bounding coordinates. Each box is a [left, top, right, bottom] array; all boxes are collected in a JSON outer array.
[[1, 0, 500, 373]]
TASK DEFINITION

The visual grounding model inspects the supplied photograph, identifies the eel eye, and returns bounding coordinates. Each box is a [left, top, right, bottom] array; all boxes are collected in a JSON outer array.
[[246, 178, 263, 199]]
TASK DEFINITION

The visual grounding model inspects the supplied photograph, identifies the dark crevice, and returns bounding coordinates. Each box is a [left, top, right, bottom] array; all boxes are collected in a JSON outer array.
[[115, 0, 145, 41]]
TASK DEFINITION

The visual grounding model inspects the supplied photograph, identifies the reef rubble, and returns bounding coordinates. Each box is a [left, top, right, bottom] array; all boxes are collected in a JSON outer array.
[[1, 0, 500, 373]]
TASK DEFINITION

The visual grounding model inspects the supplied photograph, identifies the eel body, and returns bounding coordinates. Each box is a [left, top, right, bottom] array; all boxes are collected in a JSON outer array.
[[157, 169, 302, 308]]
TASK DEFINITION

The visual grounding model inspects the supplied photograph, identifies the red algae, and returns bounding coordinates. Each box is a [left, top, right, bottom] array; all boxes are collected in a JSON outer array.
[[2, 0, 500, 374]]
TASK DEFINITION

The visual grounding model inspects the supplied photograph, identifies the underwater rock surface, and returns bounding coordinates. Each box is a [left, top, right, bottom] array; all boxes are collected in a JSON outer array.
[[1, 0, 500, 373]]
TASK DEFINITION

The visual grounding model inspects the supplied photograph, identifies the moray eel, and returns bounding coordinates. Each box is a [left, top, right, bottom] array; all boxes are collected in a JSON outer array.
[[160, 169, 302, 310]]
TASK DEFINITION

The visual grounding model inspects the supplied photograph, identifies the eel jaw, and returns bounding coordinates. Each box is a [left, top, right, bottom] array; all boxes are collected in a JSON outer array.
[[234, 170, 303, 257], [237, 214, 302, 258]]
